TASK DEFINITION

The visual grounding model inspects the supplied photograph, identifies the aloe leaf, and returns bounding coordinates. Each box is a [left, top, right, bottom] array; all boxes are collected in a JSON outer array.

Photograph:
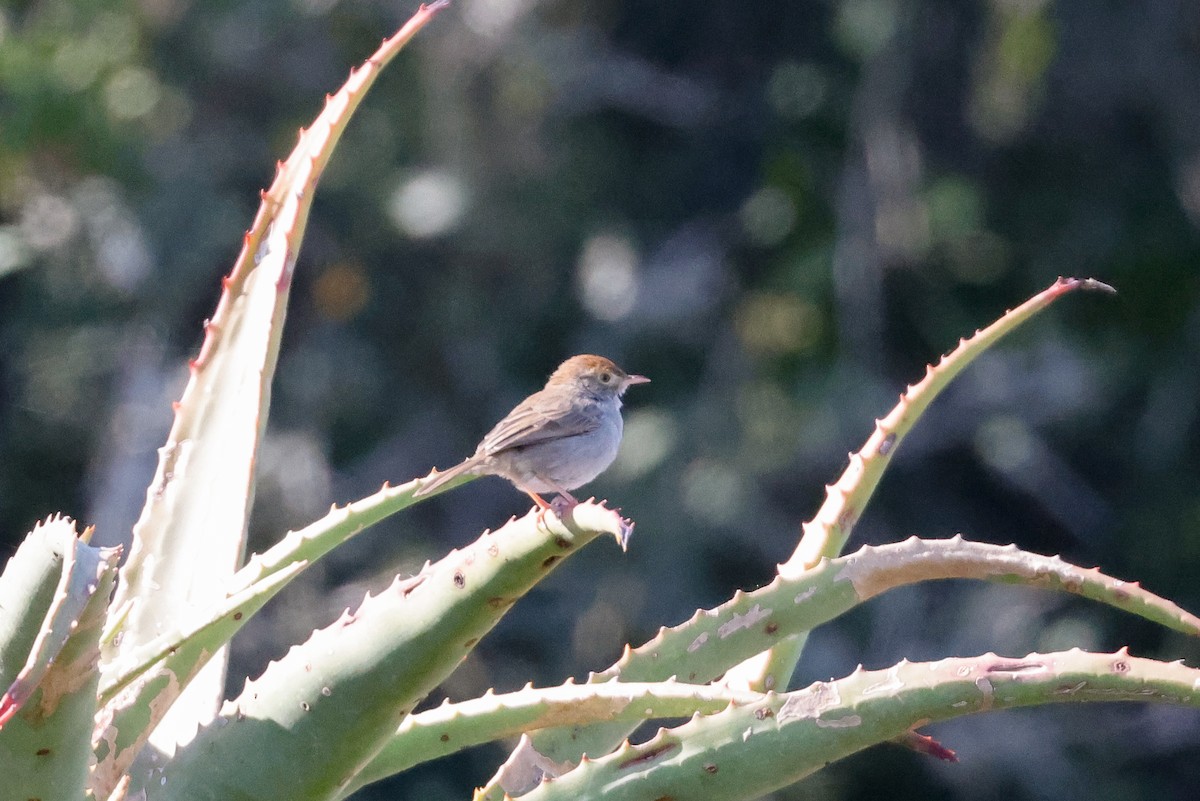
[[99, 0, 449, 759], [0, 517, 119, 726], [92, 475, 494, 778], [727, 277, 1116, 692], [512, 649, 1200, 801], [90, 561, 306, 795], [98, 561, 305, 707], [490, 536, 1195, 781], [227, 477, 457, 599], [0, 517, 76, 714], [344, 681, 764, 796], [0, 517, 120, 800], [789, 277, 1115, 569], [131, 502, 629, 801], [94, 473, 505, 789], [96, 474, 491, 793]]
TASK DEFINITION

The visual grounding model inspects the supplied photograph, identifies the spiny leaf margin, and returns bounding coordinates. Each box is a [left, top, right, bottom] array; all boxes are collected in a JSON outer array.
[[728, 276, 1117, 692], [496, 535, 1194, 775], [511, 648, 1197, 801]]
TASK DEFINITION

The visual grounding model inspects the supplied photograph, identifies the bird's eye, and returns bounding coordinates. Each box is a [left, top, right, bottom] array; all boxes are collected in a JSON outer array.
[[599, 372, 613, 383]]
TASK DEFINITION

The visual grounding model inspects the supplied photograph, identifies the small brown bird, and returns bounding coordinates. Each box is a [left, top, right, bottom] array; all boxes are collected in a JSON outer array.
[[415, 355, 649, 513]]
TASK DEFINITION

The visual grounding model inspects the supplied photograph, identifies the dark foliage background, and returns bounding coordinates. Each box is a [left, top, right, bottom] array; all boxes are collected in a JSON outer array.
[[3, 0, 1200, 798]]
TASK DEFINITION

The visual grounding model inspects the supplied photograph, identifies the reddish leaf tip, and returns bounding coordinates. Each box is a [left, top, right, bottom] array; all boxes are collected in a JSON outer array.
[[904, 730, 958, 762], [0, 692, 19, 729]]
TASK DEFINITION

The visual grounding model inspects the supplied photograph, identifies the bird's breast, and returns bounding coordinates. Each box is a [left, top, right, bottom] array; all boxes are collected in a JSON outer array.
[[513, 407, 623, 491]]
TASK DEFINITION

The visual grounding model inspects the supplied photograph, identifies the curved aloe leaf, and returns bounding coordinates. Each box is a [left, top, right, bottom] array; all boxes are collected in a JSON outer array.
[[0, 517, 77, 715], [98, 562, 305, 707], [512, 649, 1199, 801], [487, 536, 1196, 784], [227, 476, 466, 600], [0, 517, 119, 726], [96, 472, 492, 792], [0, 517, 120, 800], [132, 502, 629, 801], [789, 277, 1115, 569], [90, 560, 306, 796], [344, 680, 764, 797], [97, 0, 449, 772], [728, 277, 1116, 691]]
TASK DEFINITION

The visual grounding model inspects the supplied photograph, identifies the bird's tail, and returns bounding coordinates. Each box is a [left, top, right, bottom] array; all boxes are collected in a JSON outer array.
[[412, 456, 483, 497]]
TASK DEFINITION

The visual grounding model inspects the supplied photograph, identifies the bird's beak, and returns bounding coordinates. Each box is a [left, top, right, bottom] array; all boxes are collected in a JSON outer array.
[[624, 374, 650, 388]]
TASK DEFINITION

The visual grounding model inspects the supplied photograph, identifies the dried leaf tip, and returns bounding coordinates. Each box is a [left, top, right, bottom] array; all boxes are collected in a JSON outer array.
[[1056, 275, 1116, 294], [1076, 277, 1117, 294]]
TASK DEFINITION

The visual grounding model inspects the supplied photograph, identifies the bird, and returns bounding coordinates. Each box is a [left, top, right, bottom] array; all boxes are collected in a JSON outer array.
[[414, 355, 649, 516]]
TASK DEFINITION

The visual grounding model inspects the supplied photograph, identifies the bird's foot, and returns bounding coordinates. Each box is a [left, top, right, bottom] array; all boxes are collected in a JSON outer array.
[[527, 493, 633, 550], [550, 492, 579, 518], [523, 492, 553, 529], [526, 492, 581, 530]]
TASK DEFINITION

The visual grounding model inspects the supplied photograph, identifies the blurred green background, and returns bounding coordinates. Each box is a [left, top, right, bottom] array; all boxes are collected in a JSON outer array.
[[3, 0, 1200, 798]]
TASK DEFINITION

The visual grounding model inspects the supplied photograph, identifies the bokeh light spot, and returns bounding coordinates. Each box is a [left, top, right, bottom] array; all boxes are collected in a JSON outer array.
[[0, 227, 30, 277], [463, 0, 535, 39], [969, 3, 1055, 142], [105, 67, 162, 121], [576, 232, 639, 321], [53, 13, 136, 92], [1038, 616, 1101, 654], [313, 262, 371, 322], [734, 291, 823, 356], [75, 177, 153, 293], [974, 415, 1035, 473], [611, 408, 677, 480], [926, 177, 983, 241], [736, 382, 803, 471], [21, 193, 79, 251], [945, 230, 1009, 284], [740, 186, 798, 247], [834, 0, 899, 59], [682, 460, 748, 525], [768, 62, 828, 120], [54, 38, 108, 91], [388, 169, 469, 239]]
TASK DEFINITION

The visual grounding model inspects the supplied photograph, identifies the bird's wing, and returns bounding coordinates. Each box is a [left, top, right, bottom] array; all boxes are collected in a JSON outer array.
[[476, 387, 601, 455]]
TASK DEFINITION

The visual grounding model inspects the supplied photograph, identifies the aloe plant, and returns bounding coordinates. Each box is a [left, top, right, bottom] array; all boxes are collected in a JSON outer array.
[[0, 5, 1196, 801]]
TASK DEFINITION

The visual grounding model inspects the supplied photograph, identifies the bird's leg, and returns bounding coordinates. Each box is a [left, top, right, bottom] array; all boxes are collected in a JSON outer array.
[[549, 490, 580, 517], [522, 489, 554, 527], [523, 482, 579, 528], [537, 480, 580, 519]]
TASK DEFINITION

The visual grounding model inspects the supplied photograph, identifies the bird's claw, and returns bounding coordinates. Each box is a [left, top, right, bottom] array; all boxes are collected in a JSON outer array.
[[550, 494, 579, 517], [615, 515, 634, 552], [530, 496, 635, 552], [531, 495, 577, 530]]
